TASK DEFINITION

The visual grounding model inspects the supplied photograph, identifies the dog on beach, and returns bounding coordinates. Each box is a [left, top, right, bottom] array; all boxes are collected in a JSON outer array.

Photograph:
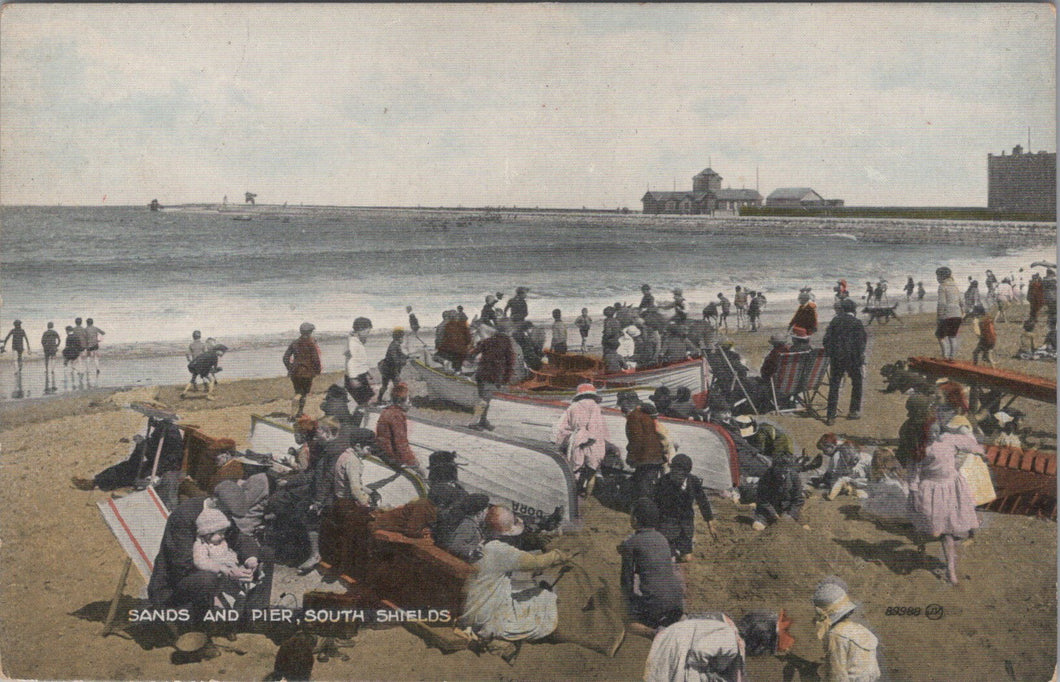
[[862, 304, 901, 325], [879, 360, 933, 394]]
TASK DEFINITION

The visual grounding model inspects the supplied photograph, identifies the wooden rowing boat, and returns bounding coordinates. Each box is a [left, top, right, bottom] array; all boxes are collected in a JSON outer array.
[[907, 356, 1056, 404], [408, 357, 656, 409]]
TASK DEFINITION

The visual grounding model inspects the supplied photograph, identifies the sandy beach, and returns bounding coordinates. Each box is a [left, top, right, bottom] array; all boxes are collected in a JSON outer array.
[[0, 306, 1054, 681]]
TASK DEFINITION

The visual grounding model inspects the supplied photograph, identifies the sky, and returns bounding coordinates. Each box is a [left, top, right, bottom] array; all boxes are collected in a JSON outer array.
[[0, 3, 1055, 208]]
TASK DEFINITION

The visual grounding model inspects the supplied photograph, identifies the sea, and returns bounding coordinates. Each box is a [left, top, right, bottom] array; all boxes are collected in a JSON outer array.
[[0, 205, 1053, 401]]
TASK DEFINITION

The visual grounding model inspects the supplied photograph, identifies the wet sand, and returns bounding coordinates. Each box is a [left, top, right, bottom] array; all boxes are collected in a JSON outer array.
[[0, 305, 1054, 680]]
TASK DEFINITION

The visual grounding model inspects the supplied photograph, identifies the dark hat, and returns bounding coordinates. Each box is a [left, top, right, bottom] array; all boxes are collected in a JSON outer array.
[[935, 266, 952, 278], [212, 344, 229, 353], [299, 322, 315, 334], [671, 453, 693, 473], [428, 450, 458, 468], [460, 493, 491, 515], [353, 317, 373, 332], [639, 401, 658, 416], [840, 298, 858, 313]]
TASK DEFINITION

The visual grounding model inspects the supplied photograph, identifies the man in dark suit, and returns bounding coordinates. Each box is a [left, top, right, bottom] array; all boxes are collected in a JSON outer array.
[[823, 297, 868, 425]]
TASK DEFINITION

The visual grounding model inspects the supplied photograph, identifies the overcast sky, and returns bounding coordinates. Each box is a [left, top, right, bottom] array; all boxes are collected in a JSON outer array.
[[1, 4, 1054, 208]]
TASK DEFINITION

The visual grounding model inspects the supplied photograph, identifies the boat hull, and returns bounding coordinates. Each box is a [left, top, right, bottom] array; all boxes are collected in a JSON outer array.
[[364, 411, 579, 523], [487, 393, 739, 493], [249, 415, 428, 508]]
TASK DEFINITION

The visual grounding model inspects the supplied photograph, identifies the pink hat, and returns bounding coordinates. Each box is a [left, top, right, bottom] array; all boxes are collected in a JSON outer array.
[[573, 383, 600, 402]]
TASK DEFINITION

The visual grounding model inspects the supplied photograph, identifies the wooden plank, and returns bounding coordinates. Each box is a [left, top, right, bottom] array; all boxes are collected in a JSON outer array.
[[907, 356, 1056, 404]]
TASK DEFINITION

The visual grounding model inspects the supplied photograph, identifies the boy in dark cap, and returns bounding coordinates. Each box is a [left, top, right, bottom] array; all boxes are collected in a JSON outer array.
[[653, 454, 717, 562], [752, 451, 805, 531], [426, 450, 467, 511], [619, 499, 684, 637], [284, 322, 322, 418]]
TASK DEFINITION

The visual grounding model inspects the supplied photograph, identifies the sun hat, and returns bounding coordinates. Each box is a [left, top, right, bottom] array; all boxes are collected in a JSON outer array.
[[735, 414, 756, 438], [299, 322, 315, 334], [196, 506, 231, 536], [485, 505, 525, 537], [768, 334, 788, 346], [945, 415, 973, 432], [573, 383, 600, 402], [812, 580, 857, 637], [993, 411, 1014, 427], [623, 325, 641, 337]]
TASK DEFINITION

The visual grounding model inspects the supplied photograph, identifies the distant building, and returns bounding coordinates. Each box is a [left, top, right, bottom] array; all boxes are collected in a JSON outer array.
[[988, 145, 1056, 215], [765, 187, 843, 209], [642, 168, 762, 214]]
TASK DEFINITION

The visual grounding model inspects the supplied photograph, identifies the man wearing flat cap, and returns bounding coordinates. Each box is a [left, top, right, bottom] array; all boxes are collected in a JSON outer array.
[[283, 322, 322, 419], [823, 297, 867, 426]]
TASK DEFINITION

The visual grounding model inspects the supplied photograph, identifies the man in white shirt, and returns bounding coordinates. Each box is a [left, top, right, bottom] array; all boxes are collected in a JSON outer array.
[[344, 317, 373, 425]]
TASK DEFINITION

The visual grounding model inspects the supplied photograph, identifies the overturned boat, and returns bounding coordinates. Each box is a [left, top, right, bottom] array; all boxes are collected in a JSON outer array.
[[249, 415, 428, 508], [362, 411, 580, 523], [486, 393, 740, 493]]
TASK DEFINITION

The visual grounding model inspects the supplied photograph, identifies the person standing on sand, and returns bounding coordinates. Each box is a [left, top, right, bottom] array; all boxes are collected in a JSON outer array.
[[789, 288, 818, 337], [811, 580, 882, 682], [182, 344, 227, 400], [908, 415, 982, 585], [344, 317, 374, 423], [1, 320, 30, 372], [970, 305, 997, 367], [376, 328, 409, 404], [552, 383, 609, 497], [823, 298, 867, 425], [468, 318, 515, 431], [550, 308, 569, 354], [639, 284, 655, 311], [904, 276, 915, 301], [62, 324, 85, 386], [284, 322, 323, 419], [83, 317, 105, 376], [186, 331, 207, 391], [734, 285, 748, 329], [574, 308, 592, 352], [504, 286, 530, 324], [41, 321, 60, 390], [935, 266, 965, 360], [405, 305, 422, 351], [716, 293, 731, 331]]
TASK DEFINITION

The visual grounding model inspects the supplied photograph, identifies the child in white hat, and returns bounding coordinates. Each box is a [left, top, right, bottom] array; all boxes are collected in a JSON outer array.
[[812, 579, 881, 681], [193, 507, 252, 581]]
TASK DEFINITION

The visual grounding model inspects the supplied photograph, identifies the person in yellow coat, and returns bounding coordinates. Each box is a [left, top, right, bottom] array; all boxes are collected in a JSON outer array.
[[811, 579, 881, 682]]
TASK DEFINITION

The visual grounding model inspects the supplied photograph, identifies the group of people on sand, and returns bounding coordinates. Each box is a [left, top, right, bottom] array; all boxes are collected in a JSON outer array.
[[2, 316, 105, 392]]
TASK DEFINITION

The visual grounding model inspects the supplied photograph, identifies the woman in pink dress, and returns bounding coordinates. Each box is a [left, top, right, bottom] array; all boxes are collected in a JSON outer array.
[[552, 383, 610, 497], [908, 415, 982, 585]]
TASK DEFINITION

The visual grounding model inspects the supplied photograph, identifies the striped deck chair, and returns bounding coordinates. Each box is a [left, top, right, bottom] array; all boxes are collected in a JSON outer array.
[[769, 351, 810, 413], [797, 349, 831, 416]]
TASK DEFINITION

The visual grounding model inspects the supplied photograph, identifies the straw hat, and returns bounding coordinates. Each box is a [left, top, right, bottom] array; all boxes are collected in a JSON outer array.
[[735, 415, 756, 438], [812, 581, 857, 626]]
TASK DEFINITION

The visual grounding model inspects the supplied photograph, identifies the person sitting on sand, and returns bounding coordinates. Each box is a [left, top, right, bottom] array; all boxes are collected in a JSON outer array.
[[644, 613, 747, 682], [859, 447, 911, 525], [434, 493, 491, 563], [458, 506, 572, 657], [619, 499, 685, 637], [752, 451, 805, 531], [813, 433, 872, 500], [72, 416, 185, 492], [182, 344, 228, 400], [148, 482, 272, 625], [653, 454, 718, 562], [908, 415, 982, 585], [811, 579, 882, 682]]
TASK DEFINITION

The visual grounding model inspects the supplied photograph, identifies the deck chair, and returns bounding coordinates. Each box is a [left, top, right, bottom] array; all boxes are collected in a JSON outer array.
[[769, 351, 810, 414], [798, 349, 831, 416]]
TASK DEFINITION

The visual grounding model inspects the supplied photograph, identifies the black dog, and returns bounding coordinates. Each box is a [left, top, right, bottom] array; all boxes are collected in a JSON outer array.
[[862, 305, 901, 325], [880, 360, 933, 394]]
